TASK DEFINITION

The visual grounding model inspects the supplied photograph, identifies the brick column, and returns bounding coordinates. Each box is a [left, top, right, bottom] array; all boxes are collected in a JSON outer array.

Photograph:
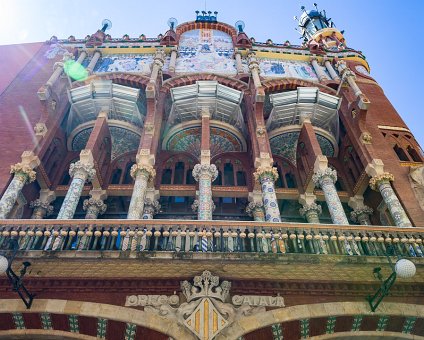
[[57, 160, 96, 219], [192, 164, 218, 220], [370, 173, 412, 227], [312, 168, 349, 225], [127, 164, 156, 219], [253, 166, 281, 222]]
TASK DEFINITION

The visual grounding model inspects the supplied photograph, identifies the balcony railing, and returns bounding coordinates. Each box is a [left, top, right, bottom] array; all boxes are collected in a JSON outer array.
[[0, 219, 423, 258]]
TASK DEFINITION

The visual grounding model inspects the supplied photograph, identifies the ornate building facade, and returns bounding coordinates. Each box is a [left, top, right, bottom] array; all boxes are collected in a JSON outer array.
[[0, 7, 423, 340]]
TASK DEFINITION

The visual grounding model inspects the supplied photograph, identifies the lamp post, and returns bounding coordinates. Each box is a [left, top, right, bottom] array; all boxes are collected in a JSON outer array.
[[366, 244, 416, 312], [0, 238, 34, 309]]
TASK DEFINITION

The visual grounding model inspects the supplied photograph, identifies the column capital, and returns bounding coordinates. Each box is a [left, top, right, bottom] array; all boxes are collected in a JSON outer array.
[[154, 49, 166, 62], [30, 199, 54, 216], [10, 163, 37, 183], [130, 163, 156, 181], [245, 201, 264, 216], [191, 199, 215, 213], [143, 198, 161, 215], [312, 168, 337, 187], [350, 206, 373, 222], [83, 198, 107, 215], [299, 202, 322, 217], [192, 164, 218, 182], [369, 172, 394, 191], [69, 161, 96, 181], [91, 49, 102, 58], [253, 166, 279, 183]]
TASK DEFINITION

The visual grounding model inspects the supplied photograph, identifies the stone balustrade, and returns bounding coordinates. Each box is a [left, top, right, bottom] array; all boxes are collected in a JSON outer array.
[[0, 220, 423, 258]]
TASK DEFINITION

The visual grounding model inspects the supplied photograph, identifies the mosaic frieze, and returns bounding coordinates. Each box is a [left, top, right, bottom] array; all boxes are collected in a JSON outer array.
[[44, 44, 70, 59], [72, 127, 140, 160], [165, 126, 243, 159], [270, 131, 334, 164], [175, 29, 237, 74], [94, 54, 154, 74], [259, 58, 318, 80]]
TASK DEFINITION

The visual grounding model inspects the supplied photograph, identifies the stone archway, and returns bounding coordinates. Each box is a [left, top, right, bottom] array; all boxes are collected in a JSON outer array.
[[215, 301, 424, 339], [0, 299, 196, 340]]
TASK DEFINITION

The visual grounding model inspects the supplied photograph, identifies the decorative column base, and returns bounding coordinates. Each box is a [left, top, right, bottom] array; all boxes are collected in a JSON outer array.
[[312, 168, 349, 225], [370, 173, 412, 227], [193, 164, 218, 220], [253, 166, 281, 222]]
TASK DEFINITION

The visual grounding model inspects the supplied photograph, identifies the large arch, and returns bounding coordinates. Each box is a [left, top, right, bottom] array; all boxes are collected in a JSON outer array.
[[161, 73, 249, 93], [72, 72, 150, 89], [0, 299, 196, 340], [216, 301, 424, 339], [263, 77, 337, 95], [0, 329, 99, 340]]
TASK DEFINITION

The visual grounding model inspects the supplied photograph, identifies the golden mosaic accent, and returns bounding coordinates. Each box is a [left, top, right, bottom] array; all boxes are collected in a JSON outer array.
[[10, 163, 36, 183], [369, 172, 395, 191]]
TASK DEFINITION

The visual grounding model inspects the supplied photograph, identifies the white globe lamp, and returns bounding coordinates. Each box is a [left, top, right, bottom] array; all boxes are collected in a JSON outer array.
[[395, 259, 416, 279], [0, 255, 9, 275]]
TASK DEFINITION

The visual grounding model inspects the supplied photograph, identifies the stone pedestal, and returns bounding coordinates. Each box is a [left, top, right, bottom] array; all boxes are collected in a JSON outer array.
[[127, 164, 156, 219], [0, 163, 37, 219], [193, 164, 218, 220], [253, 166, 281, 222], [57, 162, 96, 219], [312, 168, 349, 225], [370, 173, 412, 227]]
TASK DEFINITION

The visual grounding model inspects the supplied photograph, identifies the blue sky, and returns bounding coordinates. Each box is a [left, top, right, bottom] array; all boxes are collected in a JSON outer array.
[[1, 0, 423, 147]]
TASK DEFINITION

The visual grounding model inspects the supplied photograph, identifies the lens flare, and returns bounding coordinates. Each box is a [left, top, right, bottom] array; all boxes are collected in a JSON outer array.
[[64, 60, 88, 81], [18, 105, 38, 148]]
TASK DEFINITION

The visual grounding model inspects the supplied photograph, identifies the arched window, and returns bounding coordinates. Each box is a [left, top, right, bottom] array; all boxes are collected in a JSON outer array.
[[236, 171, 246, 186], [122, 163, 134, 184], [407, 145, 422, 162], [393, 144, 409, 161], [174, 162, 185, 184], [110, 169, 122, 184], [161, 169, 172, 184], [224, 163, 234, 186]]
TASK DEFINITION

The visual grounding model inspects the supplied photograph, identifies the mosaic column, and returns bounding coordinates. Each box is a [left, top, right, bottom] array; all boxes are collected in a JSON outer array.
[[127, 164, 156, 219], [350, 206, 373, 225], [86, 50, 102, 74], [245, 202, 265, 221], [312, 168, 349, 225], [0, 163, 37, 219], [57, 161, 96, 220], [253, 166, 281, 222], [192, 164, 218, 220], [83, 198, 107, 219], [369, 173, 412, 227], [311, 57, 329, 81], [142, 199, 161, 219], [299, 203, 322, 224]]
